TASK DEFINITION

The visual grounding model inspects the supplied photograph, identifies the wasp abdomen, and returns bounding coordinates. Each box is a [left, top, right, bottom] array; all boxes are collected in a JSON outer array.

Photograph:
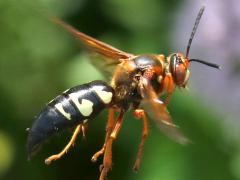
[[27, 80, 114, 158]]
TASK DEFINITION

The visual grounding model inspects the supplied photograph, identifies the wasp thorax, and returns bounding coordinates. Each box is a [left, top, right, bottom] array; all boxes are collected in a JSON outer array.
[[169, 53, 190, 87]]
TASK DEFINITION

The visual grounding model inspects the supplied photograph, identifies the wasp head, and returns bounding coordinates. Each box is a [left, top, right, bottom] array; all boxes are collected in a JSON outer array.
[[168, 51, 220, 88]]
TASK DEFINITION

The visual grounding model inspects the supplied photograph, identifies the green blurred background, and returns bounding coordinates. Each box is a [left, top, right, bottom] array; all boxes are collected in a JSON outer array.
[[0, 0, 239, 179]]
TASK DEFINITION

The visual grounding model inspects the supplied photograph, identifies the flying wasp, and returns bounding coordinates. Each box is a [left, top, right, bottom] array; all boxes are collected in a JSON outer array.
[[27, 6, 220, 180]]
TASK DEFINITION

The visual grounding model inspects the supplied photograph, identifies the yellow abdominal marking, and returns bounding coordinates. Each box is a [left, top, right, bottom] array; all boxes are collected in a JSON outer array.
[[55, 103, 71, 120], [93, 86, 113, 104], [69, 93, 94, 116]]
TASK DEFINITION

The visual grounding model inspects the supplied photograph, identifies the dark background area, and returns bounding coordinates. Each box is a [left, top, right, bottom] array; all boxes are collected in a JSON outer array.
[[0, 0, 240, 179]]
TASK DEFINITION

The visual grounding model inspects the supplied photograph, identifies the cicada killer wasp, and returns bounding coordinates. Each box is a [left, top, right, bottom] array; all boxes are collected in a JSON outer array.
[[27, 6, 220, 180]]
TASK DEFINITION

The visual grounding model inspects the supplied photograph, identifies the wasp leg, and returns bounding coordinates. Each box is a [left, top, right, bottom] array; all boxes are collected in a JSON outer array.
[[91, 108, 115, 162], [162, 73, 174, 105], [45, 124, 82, 165], [81, 122, 88, 140], [132, 109, 149, 172], [100, 111, 124, 180]]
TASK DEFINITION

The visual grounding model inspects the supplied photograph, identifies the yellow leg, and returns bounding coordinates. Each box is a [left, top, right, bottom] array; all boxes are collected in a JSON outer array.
[[45, 124, 82, 165], [133, 109, 149, 172], [99, 111, 124, 180], [91, 108, 115, 162]]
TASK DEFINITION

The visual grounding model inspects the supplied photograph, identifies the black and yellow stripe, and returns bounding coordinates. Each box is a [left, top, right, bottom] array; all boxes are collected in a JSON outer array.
[[27, 80, 114, 158]]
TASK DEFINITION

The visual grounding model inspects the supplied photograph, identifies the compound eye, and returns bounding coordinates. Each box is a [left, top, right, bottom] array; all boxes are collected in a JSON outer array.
[[175, 55, 182, 65], [174, 63, 187, 85], [170, 54, 187, 86], [170, 54, 180, 73]]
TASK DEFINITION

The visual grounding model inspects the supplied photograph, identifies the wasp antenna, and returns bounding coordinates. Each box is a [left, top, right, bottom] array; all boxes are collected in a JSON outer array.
[[186, 6, 205, 58], [189, 59, 221, 69]]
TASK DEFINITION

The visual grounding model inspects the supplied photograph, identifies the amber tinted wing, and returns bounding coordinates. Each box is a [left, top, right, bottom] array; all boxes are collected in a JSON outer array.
[[53, 18, 135, 60], [140, 77, 190, 145], [89, 55, 121, 80]]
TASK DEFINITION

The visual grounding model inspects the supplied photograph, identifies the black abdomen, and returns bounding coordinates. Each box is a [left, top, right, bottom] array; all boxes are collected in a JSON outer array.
[[27, 80, 114, 158]]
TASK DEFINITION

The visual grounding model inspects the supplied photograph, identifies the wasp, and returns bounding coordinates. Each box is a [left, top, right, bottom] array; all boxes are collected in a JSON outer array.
[[27, 6, 220, 180]]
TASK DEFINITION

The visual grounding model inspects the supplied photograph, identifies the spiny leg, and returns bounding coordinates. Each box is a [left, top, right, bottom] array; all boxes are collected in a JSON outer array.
[[91, 108, 115, 162], [100, 111, 125, 180], [45, 124, 82, 165], [133, 109, 149, 172]]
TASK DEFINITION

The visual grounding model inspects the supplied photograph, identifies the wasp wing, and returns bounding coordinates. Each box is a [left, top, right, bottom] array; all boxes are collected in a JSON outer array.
[[53, 18, 135, 60], [140, 77, 190, 145], [88, 55, 121, 80]]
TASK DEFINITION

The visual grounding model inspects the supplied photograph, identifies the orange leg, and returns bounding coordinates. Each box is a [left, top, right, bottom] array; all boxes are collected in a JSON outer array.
[[99, 111, 125, 180], [81, 122, 88, 140], [45, 124, 82, 165], [91, 108, 115, 162], [132, 109, 149, 172], [162, 73, 175, 105]]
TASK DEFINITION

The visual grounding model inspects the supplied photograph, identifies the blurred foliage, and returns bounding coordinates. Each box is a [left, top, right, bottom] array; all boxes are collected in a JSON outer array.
[[0, 0, 238, 180]]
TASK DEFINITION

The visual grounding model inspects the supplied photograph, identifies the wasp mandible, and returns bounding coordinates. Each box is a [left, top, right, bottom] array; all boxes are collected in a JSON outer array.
[[27, 6, 220, 180]]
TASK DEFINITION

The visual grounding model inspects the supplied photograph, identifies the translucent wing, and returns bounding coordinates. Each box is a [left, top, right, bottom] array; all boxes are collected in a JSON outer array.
[[140, 77, 190, 145], [53, 18, 135, 60], [88, 55, 121, 80]]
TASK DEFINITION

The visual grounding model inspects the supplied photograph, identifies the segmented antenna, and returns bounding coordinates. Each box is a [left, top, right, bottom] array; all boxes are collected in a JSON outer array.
[[189, 59, 221, 69], [186, 6, 205, 58]]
